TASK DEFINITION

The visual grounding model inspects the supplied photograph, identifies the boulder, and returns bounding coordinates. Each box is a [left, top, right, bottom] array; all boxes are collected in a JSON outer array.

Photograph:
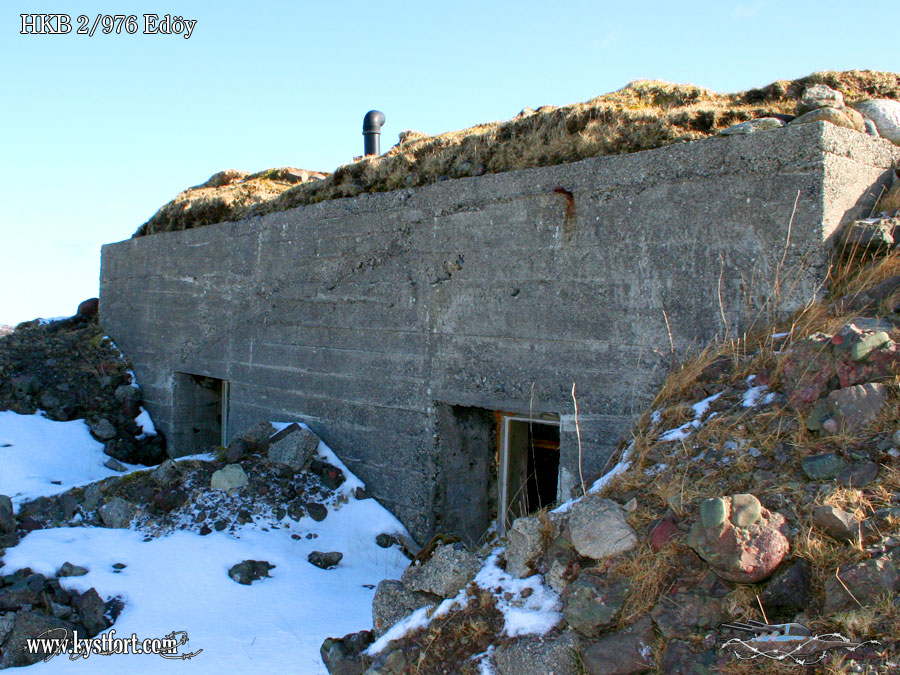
[[686, 494, 789, 583], [581, 616, 655, 675], [268, 423, 320, 471], [211, 464, 248, 492], [89, 418, 117, 441], [505, 515, 545, 578], [760, 559, 810, 622], [566, 495, 638, 561], [71, 587, 109, 637], [401, 543, 481, 598], [801, 452, 848, 480], [98, 498, 135, 529], [320, 630, 375, 675], [823, 549, 900, 613], [650, 590, 725, 639], [371, 579, 437, 637], [797, 84, 844, 114], [493, 629, 580, 675], [813, 505, 862, 543], [308, 551, 343, 570], [150, 458, 180, 487], [76, 297, 99, 318], [562, 568, 628, 637], [228, 559, 275, 585], [781, 333, 835, 409], [0, 612, 77, 668], [852, 99, 900, 144], [827, 383, 887, 432], [719, 117, 784, 135], [791, 106, 865, 133]]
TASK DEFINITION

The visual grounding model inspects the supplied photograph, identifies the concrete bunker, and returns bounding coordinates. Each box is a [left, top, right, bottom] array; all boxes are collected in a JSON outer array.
[[172, 373, 230, 454], [100, 123, 900, 543]]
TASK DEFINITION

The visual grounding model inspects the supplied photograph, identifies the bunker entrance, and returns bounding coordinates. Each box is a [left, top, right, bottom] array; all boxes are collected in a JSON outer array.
[[173, 373, 229, 455], [499, 415, 560, 533]]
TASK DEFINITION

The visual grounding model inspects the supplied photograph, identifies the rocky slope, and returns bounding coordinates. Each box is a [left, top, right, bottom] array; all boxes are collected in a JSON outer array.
[[135, 70, 900, 237]]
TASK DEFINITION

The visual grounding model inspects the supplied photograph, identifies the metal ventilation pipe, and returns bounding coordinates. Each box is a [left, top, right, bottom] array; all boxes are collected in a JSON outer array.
[[363, 110, 385, 156]]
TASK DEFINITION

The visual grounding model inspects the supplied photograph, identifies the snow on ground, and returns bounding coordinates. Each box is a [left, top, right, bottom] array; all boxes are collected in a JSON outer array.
[[658, 391, 722, 442], [0, 414, 410, 673], [0, 411, 141, 510]]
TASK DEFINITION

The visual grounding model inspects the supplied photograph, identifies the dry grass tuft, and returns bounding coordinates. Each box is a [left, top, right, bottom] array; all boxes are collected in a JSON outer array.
[[136, 70, 900, 236]]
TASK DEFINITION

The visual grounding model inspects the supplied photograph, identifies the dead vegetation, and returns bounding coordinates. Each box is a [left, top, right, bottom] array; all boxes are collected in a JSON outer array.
[[135, 70, 900, 237]]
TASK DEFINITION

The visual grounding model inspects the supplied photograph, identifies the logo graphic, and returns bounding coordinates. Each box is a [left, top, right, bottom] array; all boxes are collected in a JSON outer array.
[[720, 620, 881, 666]]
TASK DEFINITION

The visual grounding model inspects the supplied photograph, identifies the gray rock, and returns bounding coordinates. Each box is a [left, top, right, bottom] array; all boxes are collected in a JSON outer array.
[[798, 84, 844, 114], [71, 588, 109, 637], [0, 611, 14, 645], [719, 117, 784, 135], [566, 495, 637, 561], [320, 630, 375, 675], [493, 629, 579, 675], [228, 559, 275, 584], [114, 384, 142, 402], [98, 497, 135, 528], [838, 461, 879, 488], [802, 452, 848, 480], [581, 616, 655, 674], [89, 418, 117, 441], [401, 543, 481, 598], [505, 515, 545, 578], [59, 493, 79, 520], [0, 502, 14, 535], [813, 505, 862, 542], [792, 106, 865, 133], [841, 220, 895, 253], [852, 99, 900, 145], [850, 330, 892, 361], [372, 579, 437, 637], [82, 483, 104, 512], [268, 423, 320, 471], [308, 551, 343, 570], [58, 562, 89, 577], [104, 458, 128, 472], [760, 559, 810, 622], [824, 549, 900, 613], [150, 459, 180, 487], [562, 569, 628, 637], [0, 494, 12, 516], [211, 464, 248, 492], [829, 383, 887, 433], [0, 612, 77, 668], [650, 590, 725, 639]]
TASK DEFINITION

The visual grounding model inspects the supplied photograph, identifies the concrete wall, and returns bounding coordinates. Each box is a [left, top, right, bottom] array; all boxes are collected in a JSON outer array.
[[100, 123, 900, 542]]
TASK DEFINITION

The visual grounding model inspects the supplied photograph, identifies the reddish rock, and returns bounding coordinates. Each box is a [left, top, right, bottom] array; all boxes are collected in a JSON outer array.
[[686, 494, 790, 583], [781, 334, 835, 409], [650, 516, 678, 551], [76, 297, 99, 317]]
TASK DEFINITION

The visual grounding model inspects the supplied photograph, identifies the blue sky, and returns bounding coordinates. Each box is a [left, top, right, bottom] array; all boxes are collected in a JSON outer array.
[[2, 1, 898, 325]]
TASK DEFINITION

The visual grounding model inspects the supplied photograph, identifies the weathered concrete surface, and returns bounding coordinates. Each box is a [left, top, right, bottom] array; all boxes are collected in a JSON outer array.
[[100, 123, 900, 542]]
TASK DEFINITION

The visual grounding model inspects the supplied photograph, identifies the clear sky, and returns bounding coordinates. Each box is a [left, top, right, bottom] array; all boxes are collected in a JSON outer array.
[[2, 1, 898, 325]]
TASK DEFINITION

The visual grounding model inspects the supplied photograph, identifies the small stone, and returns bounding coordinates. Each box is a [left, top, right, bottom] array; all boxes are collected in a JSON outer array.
[[567, 495, 638, 560], [813, 505, 862, 543], [401, 544, 481, 598], [372, 579, 437, 637], [505, 516, 545, 578], [730, 494, 762, 528], [562, 569, 629, 637], [581, 616, 656, 674], [802, 452, 848, 481], [792, 106, 865, 133], [760, 559, 810, 622], [797, 84, 844, 114], [98, 498, 135, 529], [210, 464, 248, 492], [306, 502, 328, 522], [104, 458, 128, 472], [837, 461, 879, 488], [268, 423, 321, 471], [699, 498, 727, 529], [719, 117, 785, 135], [308, 551, 343, 570], [150, 459, 180, 487], [89, 418, 117, 441], [71, 588, 109, 637], [828, 383, 887, 432], [850, 331, 891, 361], [650, 517, 678, 551], [228, 560, 275, 585], [58, 562, 88, 577]]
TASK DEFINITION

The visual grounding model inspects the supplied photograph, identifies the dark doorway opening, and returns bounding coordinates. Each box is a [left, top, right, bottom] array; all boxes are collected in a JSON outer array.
[[172, 373, 229, 456], [500, 416, 560, 532]]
